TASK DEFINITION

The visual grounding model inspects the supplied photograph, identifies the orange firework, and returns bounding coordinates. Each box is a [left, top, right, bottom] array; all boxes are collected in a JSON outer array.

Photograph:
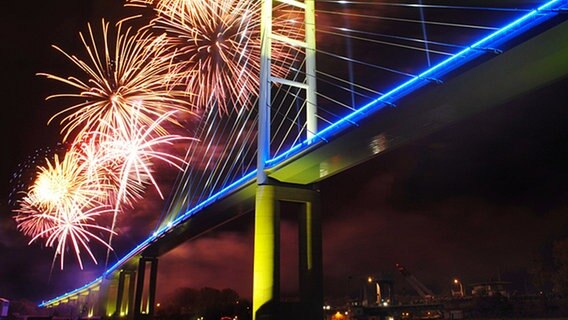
[[149, 0, 302, 113], [14, 151, 115, 269], [29, 153, 106, 213], [39, 20, 195, 142]]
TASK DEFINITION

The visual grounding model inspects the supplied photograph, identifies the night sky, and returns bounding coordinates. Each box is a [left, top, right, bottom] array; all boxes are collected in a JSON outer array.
[[1, 0, 568, 307]]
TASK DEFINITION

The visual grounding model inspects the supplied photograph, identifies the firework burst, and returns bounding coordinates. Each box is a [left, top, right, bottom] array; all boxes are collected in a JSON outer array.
[[13, 151, 115, 269], [99, 109, 195, 207], [29, 153, 106, 213], [8, 144, 69, 209], [14, 195, 57, 239], [148, 0, 303, 113], [29, 203, 116, 270], [39, 20, 195, 142]]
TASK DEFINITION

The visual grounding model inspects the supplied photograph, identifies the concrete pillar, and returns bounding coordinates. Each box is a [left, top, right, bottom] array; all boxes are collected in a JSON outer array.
[[257, 0, 272, 185], [115, 271, 126, 317], [305, 0, 318, 139], [113, 270, 137, 318], [98, 273, 119, 318], [134, 257, 159, 320], [253, 184, 323, 320], [299, 195, 323, 320], [127, 271, 136, 320], [253, 185, 280, 320], [134, 258, 146, 318], [148, 258, 159, 316]]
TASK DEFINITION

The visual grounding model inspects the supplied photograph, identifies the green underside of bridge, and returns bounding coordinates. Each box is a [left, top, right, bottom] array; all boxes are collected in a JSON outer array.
[[268, 19, 568, 185], [145, 18, 568, 258]]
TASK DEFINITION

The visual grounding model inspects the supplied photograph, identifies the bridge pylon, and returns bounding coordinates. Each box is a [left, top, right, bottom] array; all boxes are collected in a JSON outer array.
[[253, 183, 323, 320], [258, 0, 318, 184], [133, 257, 159, 319], [255, 0, 321, 319]]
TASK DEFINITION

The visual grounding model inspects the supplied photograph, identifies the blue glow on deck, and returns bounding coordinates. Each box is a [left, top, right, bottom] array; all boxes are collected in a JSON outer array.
[[39, 277, 102, 307], [267, 0, 567, 167]]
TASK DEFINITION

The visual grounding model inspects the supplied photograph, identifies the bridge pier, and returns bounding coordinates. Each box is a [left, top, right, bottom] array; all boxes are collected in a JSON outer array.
[[253, 184, 323, 320], [133, 257, 159, 319], [97, 269, 136, 319], [95, 258, 157, 319], [98, 272, 119, 318], [116, 270, 136, 319]]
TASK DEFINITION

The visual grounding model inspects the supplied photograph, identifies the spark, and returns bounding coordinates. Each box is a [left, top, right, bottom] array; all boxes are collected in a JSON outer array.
[[39, 20, 195, 142]]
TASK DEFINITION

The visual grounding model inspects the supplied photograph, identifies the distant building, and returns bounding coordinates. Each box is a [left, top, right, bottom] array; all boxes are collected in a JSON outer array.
[[363, 277, 395, 307], [470, 281, 511, 298]]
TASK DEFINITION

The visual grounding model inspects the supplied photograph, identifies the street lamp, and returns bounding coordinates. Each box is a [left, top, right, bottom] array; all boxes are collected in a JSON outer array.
[[452, 278, 464, 297]]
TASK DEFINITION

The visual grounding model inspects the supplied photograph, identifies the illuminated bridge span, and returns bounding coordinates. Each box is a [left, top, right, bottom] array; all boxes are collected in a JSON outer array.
[[40, 1, 568, 319]]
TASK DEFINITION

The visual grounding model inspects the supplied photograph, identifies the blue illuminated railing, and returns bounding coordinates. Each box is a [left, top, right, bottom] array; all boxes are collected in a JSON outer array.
[[267, 0, 568, 167], [39, 0, 568, 307]]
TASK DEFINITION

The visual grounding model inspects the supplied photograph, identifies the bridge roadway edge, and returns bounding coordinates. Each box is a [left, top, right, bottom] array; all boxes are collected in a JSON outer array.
[[268, 18, 568, 185]]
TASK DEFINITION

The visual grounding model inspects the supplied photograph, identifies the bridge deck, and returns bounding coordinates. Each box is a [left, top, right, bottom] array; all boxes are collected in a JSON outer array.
[[39, 4, 568, 308]]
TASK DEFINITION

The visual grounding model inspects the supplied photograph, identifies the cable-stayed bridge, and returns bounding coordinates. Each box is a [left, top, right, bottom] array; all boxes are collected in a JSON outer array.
[[39, 1, 568, 319]]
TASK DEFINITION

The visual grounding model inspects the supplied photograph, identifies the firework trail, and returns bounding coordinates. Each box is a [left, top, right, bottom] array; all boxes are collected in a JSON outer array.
[[39, 19, 195, 142]]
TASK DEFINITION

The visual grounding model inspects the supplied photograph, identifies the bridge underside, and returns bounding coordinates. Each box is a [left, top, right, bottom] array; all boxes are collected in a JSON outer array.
[[141, 19, 568, 258], [269, 19, 568, 185]]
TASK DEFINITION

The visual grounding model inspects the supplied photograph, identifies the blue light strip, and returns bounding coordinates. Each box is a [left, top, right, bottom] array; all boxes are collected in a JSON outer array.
[[267, 0, 567, 167], [39, 170, 258, 307], [99, 170, 257, 278], [39, 0, 567, 307], [39, 277, 103, 307]]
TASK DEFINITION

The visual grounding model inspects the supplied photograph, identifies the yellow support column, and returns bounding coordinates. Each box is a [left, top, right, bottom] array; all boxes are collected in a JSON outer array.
[[253, 185, 280, 320], [299, 191, 323, 320], [253, 184, 323, 320], [98, 273, 119, 318]]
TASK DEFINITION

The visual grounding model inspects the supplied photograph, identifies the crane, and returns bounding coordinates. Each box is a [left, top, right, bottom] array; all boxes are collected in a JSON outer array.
[[395, 263, 434, 300]]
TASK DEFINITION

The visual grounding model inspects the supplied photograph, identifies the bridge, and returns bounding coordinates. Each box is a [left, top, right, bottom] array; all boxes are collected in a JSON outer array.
[[38, 1, 568, 319]]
